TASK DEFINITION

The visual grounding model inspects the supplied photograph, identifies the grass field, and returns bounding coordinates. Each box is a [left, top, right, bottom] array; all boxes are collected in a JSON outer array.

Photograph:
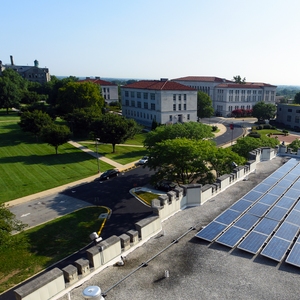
[[0, 206, 107, 294]]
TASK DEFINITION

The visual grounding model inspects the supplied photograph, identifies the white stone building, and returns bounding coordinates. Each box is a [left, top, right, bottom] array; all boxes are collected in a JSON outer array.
[[173, 76, 276, 117], [79, 77, 118, 104], [121, 79, 197, 127]]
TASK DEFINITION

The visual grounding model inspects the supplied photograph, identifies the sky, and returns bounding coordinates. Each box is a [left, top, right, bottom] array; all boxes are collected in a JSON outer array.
[[2, 0, 300, 85]]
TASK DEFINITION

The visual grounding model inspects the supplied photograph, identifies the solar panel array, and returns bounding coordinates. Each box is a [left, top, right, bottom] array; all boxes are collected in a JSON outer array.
[[196, 158, 300, 267]]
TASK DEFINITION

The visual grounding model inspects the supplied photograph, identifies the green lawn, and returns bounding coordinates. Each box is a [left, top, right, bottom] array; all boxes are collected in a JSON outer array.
[[0, 206, 107, 294]]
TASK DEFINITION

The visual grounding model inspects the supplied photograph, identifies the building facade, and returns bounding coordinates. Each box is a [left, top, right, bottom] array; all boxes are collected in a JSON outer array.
[[79, 77, 118, 104], [173, 76, 276, 117], [121, 79, 197, 127], [276, 103, 300, 130], [0, 56, 50, 84]]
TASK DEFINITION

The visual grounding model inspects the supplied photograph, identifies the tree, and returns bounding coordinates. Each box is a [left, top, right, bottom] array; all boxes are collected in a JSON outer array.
[[144, 122, 214, 149], [0, 203, 26, 246], [288, 139, 300, 152], [42, 124, 71, 154], [197, 91, 214, 119], [233, 75, 246, 84], [0, 76, 21, 113], [18, 110, 53, 141], [232, 136, 280, 158], [91, 114, 140, 153], [252, 102, 276, 121], [147, 138, 214, 184], [294, 92, 300, 104], [57, 81, 104, 116]]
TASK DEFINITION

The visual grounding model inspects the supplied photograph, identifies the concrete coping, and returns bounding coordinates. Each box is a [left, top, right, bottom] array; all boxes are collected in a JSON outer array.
[[98, 235, 120, 251], [135, 215, 159, 227]]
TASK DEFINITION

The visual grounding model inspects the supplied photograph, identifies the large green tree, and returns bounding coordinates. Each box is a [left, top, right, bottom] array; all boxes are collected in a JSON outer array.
[[144, 122, 214, 149], [18, 110, 53, 141], [57, 81, 104, 116], [233, 75, 246, 84], [286, 138, 300, 152], [0, 76, 21, 113], [0, 204, 26, 246], [91, 114, 139, 153], [252, 101, 276, 121], [42, 124, 71, 154], [197, 91, 214, 119], [294, 92, 300, 104]]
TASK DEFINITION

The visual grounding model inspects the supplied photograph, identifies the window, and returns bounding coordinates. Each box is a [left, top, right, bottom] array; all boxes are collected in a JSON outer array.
[[107, 88, 110, 93], [173, 94, 176, 101], [144, 102, 148, 109], [296, 110, 300, 113], [169, 115, 172, 121], [184, 104, 186, 110], [288, 109, 292, 112], [125, 100, 129, 106], [178, 104, 181, 111], [184, 94, 186, 100], [187, 114, 190, 120], [125, 91, 129, 97], [131, 91, 135, 97], [295, 116, 300, 123], [287, 115, 292, 122], [131, 100, 135, 107], [103, 88, 106, 93], [179, 94, 181, 101], [143, 93, 148, 99], [137, 101, 141, 108], [150, 93, 155, 100], [173, 104, 176, 111], [151, 103, 155, 110], [137, 92, 141, 98]]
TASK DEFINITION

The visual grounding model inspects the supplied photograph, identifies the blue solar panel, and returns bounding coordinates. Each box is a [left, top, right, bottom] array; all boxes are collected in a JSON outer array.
[[265, 206, 288, 221], [254, 183, 271, 193], [286, 210, 300, 226], [215, 209, 240, 225], [276, 196, 297, 209], [262, 177, 278, 186], [275, 222, 299, 241], [195, 222, 227, 242], [243, 190, 263, 202], [277, 179, 294, 188], [293, 201, 300, 212], [234, 214, 259, 230], [286, 242, 300, 267], [291, 183, 300, 191], [216, 226, 247, 248], [247, 203, 270, 217], [238, 231, 268, 254], [253, 218, 278, 235], [230, 199, 252, 213], [269, 185, 289, 196], [258, 194, 278, 206], [285, 188, 300, 200], [261, 237, 291, 262], [284, 173, 300, 182]]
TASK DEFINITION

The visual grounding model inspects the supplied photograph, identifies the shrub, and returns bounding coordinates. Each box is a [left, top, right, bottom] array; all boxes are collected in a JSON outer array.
[[211, 125, 218, 132], [248, 132, 261, 138], [263, 124, 272, 129]]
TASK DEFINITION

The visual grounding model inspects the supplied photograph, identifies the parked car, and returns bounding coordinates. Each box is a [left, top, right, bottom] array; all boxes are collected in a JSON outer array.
[[137, 156, 149, 165], [100, 169, 120, 180], [155, 180, 177, 192]]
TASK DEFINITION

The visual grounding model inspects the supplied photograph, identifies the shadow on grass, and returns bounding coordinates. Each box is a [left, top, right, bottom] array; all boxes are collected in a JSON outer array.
[[0, 151, 94, 165]]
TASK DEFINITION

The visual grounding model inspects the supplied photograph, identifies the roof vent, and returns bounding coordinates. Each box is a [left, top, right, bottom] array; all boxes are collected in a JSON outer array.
[[160, 78, 168, 82], [95, 76, 100, 79]]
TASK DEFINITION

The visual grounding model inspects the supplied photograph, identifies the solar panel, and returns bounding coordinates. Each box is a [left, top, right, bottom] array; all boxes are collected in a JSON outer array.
[[269, 185, 289, 196], [286, 210, 300, 226], [291, 183, 300, 191], [286, 242, 300, 267], [253, 218, 278, 235], [276, 196, 297, 210], [247, 203, 270, 217], [238, 231, 269, 254], [215, 209, 240, 225], [262, 177, 278, 186], [216, 226, 247, 248], [230, 199, 252, 213], [234, 214, 259, 230], [277, 179, 293, 188], [275, 222, 299, 241], [254, 183, 271, 193], [284, 173, 299, 182], [270, 172, 285, 179], [258, 194, 278, 206], [195, 222, 227, 242], [243, 190, 263, 202], [265, 206, 288, 221], [285, 188, 300, 200], [261, 237, 291, 262], [292, 201, 300, 212]]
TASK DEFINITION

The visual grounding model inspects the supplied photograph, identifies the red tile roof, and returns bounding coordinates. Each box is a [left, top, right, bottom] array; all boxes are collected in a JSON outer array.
[[123, 80, 196, 91], [78, 78, 116, 86], [172, 76, 232, 83]]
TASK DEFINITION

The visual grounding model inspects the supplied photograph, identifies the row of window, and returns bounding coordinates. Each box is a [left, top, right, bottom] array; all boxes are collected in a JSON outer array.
[[286, 115, 300, 123], [124, 100, 187, 111], [173, 104, 187, 111], [228, 105, 252, 111], [125, 109, 156, 121], [103, 88, 110, 93], [227, 96, 263, 102], [173, 94, 187, 101], [169, 114, 190, 121], [124, 91, 156, 100]]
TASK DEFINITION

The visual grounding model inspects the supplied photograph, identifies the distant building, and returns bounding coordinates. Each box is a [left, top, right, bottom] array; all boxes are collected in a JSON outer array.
[[0, 55, 50, 84], [121, 79, 197, 127], [172, 76, 276, 117], [276, 103, 300, 130], [78, 77, 118, 104]]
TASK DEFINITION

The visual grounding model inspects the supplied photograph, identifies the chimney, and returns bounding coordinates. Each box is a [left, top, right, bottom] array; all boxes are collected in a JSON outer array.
[[10, 55, 14, 65]]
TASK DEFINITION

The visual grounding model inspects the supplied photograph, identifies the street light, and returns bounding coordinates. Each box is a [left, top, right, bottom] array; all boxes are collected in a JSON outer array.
[[95, 138, 100, 173]]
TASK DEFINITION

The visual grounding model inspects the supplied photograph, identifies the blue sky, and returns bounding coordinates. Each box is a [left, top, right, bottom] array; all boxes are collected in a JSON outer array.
[[2, 0, 300, 85]]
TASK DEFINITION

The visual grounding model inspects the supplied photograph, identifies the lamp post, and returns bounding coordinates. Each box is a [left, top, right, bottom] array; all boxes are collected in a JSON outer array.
[[95, 138, 100, 173]]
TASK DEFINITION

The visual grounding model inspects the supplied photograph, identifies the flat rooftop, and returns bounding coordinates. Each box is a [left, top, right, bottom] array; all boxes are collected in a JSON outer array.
[[58, 156, 300, 300]]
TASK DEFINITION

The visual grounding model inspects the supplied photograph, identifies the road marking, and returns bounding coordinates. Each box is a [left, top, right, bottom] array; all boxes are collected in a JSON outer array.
[[21, 213, 31, 217]]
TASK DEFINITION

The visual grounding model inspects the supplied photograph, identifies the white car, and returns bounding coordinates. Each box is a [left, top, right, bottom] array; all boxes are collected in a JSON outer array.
[[137, 156, 148, 165]]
